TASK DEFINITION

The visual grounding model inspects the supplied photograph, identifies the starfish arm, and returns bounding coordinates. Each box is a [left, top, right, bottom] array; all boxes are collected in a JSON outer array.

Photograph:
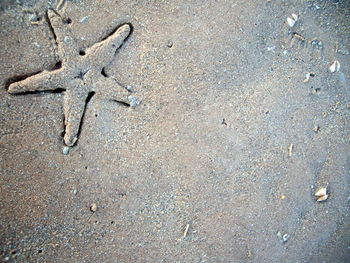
[[85, 24, 131, 65], [95, 77, 131, 104], [63, 85, 90, 146], [8, 69, 66, 94], [47, 9, 79, 59]]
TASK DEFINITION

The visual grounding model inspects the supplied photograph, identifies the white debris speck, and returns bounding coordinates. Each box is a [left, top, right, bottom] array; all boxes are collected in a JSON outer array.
[[277, 231, 290, 243], [126, 85, 135, 92], [329, 60, 340, 73], [33, 42, 41, 48], [267, 46, 276, 52], [79, 16, 89, 23], [287, 13, 298, 27], [282, 233, 290, 242]]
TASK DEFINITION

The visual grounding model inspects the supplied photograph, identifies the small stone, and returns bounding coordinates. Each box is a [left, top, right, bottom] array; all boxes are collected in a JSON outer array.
[[128, 96, 140, 107], [90, 203, 97, 212], [73, 189, 77, 195], [126, 85, 134, 92], [62, 146, 70, 155], [167, 40, 173, 48]]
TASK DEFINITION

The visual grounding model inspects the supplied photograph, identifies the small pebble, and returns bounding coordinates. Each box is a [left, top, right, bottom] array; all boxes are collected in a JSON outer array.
[[90, 203, 97, 212], [167, 40, 173, 48], [126, 85, 134, 92], [73, 189, 77, 195], [128, 96, 140, 107], [63, 146, 70, 155]]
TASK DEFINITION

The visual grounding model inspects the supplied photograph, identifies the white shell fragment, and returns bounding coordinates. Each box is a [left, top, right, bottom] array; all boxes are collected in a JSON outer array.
[[329, 60, 340, 73], [315, 187, 328, 202], [287, 13, 298, 27], [317, 195, 328, 202], [315, 187, 327, 197], [282, 233, 290, 242]]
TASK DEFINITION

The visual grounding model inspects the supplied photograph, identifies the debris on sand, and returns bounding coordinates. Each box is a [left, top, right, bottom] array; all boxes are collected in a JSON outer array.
[[128, 96, 140, 107], [310, 38, 323, 49], [79, 16, 89, 23], [287, 13, 298, 27], [329, 60, 340, 73], [288, 143, 293, 157], [28, 12, 43, 25], [62, 146, 70, 155], [277, 231, 290, 243], [303, 73, 315, 83], [315, 187, 328, 202], [183, 224, 190, 238], [90, 203, 97, 212], [167, 40, 173, 48]]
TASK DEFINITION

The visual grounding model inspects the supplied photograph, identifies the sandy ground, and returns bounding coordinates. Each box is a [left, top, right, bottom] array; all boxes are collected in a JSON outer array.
[[0, 0, 349, 262]]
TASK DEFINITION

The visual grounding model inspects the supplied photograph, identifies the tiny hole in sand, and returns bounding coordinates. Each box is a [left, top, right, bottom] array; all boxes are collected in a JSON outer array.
[[53, 61, 62, 69], [101, 67, 108, 77], [63, 18, 72, 24]]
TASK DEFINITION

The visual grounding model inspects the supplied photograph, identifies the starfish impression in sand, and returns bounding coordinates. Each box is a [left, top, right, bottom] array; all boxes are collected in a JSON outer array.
[[8, 9, 136, 147]]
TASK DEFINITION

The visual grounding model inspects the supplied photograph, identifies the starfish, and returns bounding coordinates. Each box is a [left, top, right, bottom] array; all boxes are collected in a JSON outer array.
[[8, 9, 134, 147]]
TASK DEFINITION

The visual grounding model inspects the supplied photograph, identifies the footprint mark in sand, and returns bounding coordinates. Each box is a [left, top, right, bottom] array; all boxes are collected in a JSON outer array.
[[7, 9, 136, 147]]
